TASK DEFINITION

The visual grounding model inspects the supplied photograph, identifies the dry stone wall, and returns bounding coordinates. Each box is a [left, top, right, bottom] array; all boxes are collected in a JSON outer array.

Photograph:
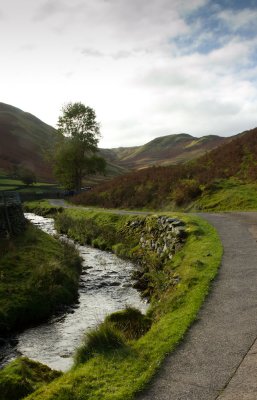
[[128, 216, 186, 261], [0, 192, 26, 237], [126, 215, 187, 297]]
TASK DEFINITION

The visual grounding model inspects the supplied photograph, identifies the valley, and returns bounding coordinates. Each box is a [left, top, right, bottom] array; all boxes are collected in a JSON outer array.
[[0, 102, 257, 400]]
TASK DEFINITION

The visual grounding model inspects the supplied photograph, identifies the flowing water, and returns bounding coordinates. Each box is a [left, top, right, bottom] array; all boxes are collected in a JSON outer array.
[[0, 213, 147, 371]]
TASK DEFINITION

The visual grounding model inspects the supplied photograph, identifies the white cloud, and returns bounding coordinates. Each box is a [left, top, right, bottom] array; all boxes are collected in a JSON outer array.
[[218, 8, 257, 31], [0, 0, 257, 148]]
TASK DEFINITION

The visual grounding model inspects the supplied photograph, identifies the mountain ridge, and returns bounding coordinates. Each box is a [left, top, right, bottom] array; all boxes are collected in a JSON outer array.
[[0, 102, 247, 184], [100, 132, 227, 169]]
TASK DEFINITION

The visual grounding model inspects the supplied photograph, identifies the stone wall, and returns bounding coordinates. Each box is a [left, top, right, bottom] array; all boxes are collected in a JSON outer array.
[[126, 215, 187, 297], [127, 215, 186, 261], [0, 192, 26, 237]]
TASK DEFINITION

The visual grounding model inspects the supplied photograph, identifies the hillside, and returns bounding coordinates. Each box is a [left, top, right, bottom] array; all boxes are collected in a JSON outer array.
[[0, 102, 227, 186], [72, 127, 257, 210], [100, 133, 227, 169], [0, 102, 59, 181]]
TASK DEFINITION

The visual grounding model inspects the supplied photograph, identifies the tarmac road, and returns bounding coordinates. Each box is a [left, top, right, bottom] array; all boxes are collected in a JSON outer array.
[[137, 212, 257, 400]]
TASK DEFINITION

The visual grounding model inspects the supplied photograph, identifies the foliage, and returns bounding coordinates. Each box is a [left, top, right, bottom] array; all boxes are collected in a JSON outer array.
[[73, 322, 128, 366], [70, 127, 257, 209], [57, 102, 100, 147], [0, 223, 82, 334], [23, 211, 222, 400], [105, 307, 152, 340], [16, 166, 37, 186], [23, 200, 63, 216], [0, 357, 61, 400], [191, 179, 257, 211], [172, 179, 201, 206], [54, 102, 105, 190]]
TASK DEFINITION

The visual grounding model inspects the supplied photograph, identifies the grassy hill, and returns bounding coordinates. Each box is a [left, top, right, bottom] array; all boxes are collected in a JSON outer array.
[[0, 103, 129, 187], [72, 127, 257, 210], [0, 102, 59, 181], [100, 133, 227, 169], [0, 102, 227, 188]]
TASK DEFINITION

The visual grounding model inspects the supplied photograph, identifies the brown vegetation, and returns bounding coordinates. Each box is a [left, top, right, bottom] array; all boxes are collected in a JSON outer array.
[[71, 127, 257, 209], [0, 103, 58, 181]]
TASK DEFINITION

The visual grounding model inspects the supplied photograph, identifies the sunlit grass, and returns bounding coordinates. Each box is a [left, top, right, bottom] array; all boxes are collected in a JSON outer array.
[[0, 177, 58, 193], [21, 209, 222, 400], [191, 179, 257, 211]]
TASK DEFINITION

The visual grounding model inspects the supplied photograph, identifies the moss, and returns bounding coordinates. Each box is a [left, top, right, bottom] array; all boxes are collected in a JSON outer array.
[[0, 357, 62, 400]]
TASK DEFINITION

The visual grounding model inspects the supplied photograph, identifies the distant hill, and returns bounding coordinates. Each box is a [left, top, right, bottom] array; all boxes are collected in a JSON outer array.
[[0, 102, 228, 185], [0, 102, 59, 181], [72, 127, 257, 209], [100, 133, 227, 169]]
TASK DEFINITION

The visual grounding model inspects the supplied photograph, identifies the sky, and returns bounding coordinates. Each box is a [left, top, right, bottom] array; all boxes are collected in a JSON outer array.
[[1, 0, 257, 148]]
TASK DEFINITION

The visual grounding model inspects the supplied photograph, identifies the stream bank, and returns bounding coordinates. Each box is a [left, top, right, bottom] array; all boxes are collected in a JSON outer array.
[[0, 220, 81, 336], [0, 213, 146, 371]]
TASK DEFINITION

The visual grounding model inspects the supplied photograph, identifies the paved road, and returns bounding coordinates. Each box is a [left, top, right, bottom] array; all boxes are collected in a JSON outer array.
[[137, 212, 257, 400]]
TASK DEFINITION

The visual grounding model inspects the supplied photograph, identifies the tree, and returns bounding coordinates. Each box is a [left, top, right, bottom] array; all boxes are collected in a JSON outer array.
[[54, 102, 106, 191], [17, 166, 37, 186]]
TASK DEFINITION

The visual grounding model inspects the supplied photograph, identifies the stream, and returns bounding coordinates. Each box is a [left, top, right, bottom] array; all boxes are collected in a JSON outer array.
[[0, 213, 147, 371]]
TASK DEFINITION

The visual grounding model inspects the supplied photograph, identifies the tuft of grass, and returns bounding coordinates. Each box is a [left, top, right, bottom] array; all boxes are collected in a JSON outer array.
[[73, 322, 128, 366], [105, 307, 152, 340], [0, 357, 62, 400]]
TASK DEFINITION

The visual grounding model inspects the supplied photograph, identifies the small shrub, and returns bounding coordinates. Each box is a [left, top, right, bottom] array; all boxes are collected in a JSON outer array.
[[105, 307, 151, 340], [74, 322, 127, 366], [92, 237, 108, 250], [173, 179, 202, 206]]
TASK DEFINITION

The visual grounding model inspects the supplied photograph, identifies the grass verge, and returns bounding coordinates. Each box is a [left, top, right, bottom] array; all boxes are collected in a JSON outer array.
[[23, 200, 63, 216], [0, 222, 82, 334], [19, 206, 222, 400]]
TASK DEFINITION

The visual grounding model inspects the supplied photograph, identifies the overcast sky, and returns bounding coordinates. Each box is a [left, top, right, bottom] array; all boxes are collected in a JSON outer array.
[[1, 0, 257, 147]]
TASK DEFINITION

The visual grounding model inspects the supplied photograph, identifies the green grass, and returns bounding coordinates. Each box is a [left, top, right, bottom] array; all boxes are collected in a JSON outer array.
[[0, 177, 59, 193], [19, 208, 222, 400], [104, 307, 151, 341], [0, 357, 62, 400], [74, 322, 128, 366], [24, 200, 64, 216], [190, 179, 257, 211], [0, 222, 82, 334]]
